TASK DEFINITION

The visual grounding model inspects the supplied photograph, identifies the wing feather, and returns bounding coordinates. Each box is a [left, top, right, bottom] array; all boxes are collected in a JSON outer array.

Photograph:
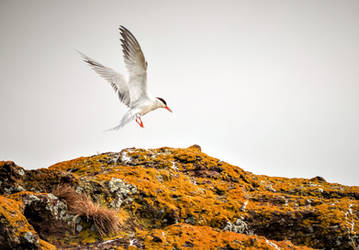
[[119, 26, 148, 105], [78, 51, 131, 106]]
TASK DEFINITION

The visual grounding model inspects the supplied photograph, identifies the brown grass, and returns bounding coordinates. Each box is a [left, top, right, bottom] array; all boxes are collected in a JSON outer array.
[[52, 185, 120, 236]]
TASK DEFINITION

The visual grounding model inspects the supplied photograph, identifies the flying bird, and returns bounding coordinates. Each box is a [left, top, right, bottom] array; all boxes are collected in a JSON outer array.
[[79, 26, 172, 130]]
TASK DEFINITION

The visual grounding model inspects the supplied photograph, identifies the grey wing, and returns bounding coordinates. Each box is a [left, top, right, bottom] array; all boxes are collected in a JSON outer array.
[[119, 26, 148, 106], [105, 110, 139, 131], [78, 51, 131, 106]]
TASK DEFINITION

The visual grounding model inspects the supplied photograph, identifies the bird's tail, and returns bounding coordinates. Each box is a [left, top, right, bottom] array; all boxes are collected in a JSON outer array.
[[103, 111, 138, 132], [104, 124, 123, 132]]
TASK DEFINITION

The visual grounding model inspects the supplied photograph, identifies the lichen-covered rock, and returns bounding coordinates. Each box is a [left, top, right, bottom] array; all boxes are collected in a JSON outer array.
[[0, 195, 42, 249], [0, 161, 77, 195], [107, 177, 137, 208], [140, 223, 312, 249], [0, 161, 27, 195], [49, 146, 359, 249], [9, 191, 75, 241], [223, 217, 250, 234], [1, 145, 359, 249]]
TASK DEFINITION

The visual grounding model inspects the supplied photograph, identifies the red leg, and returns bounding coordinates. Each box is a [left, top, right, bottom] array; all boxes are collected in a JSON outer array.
[[135, 117, 144, 128], [138, 117, 144, 128]]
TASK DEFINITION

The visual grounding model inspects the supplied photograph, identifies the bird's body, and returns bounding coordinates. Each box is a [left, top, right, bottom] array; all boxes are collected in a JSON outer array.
[[79, 26, 172, 130]]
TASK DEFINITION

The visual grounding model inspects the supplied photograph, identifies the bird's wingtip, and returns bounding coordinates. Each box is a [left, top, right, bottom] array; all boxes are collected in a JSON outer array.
[[75, 49, 87, 58], [119, 25, 130, 33]]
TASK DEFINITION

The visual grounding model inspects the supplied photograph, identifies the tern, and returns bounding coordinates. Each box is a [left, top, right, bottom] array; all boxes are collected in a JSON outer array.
[[79, 26, 172, 130]]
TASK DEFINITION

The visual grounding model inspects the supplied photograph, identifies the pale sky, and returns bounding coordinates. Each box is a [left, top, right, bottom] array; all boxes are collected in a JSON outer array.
[[1, 1, 358, 186]]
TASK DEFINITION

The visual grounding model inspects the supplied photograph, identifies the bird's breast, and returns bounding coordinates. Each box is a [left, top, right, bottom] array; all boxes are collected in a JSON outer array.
[[136, 101, 158, 116], [141, 105, 157, 115]]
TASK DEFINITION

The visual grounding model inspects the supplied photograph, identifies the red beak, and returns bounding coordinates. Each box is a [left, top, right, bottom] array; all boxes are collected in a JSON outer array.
[[165, 106, 172, 112]]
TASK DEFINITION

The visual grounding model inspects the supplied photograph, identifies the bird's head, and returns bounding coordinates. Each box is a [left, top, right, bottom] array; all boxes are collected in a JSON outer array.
[[156, 97, 172, 112]]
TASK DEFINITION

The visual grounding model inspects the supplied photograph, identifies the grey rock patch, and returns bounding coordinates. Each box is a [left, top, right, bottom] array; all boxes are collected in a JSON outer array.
[[223, 218, 250, 234], [17, 168, 25, 176], [23, 232, 37, 243], [76, 224, 83, 232], [15, 185, 25, 192], [107, 177, 137, 208]]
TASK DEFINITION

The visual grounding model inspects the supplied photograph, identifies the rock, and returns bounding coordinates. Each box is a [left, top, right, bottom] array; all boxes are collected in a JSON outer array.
[[107, 177, 137, 208], [141, 223, 306, 249], [76, 224, 83, 232], [0, 161, 26, 195], [0, 161, 77, 195], [0, 196, 41, 249], [223, 218, 250, 234], [188, 144, 201, 152], [310, 176, 327, 182], [24, 231, 36, 243], [1, 146, 359, 249], [9, 191, 74, 240]]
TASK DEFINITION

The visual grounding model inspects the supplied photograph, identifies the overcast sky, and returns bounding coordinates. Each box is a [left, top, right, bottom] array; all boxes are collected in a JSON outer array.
[[1, 1, 358, 186]]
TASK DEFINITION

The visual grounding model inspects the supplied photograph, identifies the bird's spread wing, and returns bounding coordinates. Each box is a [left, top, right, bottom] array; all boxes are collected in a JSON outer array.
[[78, 51, 131, 107], [119, 26, 148, 106]]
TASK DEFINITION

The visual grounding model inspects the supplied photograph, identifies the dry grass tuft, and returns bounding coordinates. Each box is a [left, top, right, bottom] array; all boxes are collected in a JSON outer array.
[[53, 185, 120, 236]]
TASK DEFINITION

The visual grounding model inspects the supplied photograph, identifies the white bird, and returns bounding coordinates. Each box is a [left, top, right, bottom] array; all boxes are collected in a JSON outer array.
[[79, 25, 172, 130]]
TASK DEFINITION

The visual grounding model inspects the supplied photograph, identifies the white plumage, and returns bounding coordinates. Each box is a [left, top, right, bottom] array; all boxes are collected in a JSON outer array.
[[79, 25, 172, 130]]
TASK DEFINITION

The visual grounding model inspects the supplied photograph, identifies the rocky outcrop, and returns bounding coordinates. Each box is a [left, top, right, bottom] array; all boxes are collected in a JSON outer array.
[[0, 195, 41, 249], [0, 146, 358, 249]]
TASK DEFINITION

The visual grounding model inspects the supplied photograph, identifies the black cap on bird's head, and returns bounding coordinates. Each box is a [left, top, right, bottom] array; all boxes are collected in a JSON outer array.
[[156, 97, 167, 105], [156, 97, 172, 112]]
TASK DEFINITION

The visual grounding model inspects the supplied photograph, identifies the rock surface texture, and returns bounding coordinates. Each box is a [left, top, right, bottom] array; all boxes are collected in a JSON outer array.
[[0, 146, 358, 249]]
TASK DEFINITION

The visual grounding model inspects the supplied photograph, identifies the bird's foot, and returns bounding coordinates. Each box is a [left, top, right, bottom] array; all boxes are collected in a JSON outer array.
[[136, 117, 144, 128]]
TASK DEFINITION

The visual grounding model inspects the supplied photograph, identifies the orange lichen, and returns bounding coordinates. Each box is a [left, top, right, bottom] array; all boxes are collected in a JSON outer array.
[[39, 239, 56, 250], [0, 196, 34, 234], [1, 146, 358, 249], [139, 223, 313, 249], [47, 146, 359, 249], [0, 196, 39, 247]]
